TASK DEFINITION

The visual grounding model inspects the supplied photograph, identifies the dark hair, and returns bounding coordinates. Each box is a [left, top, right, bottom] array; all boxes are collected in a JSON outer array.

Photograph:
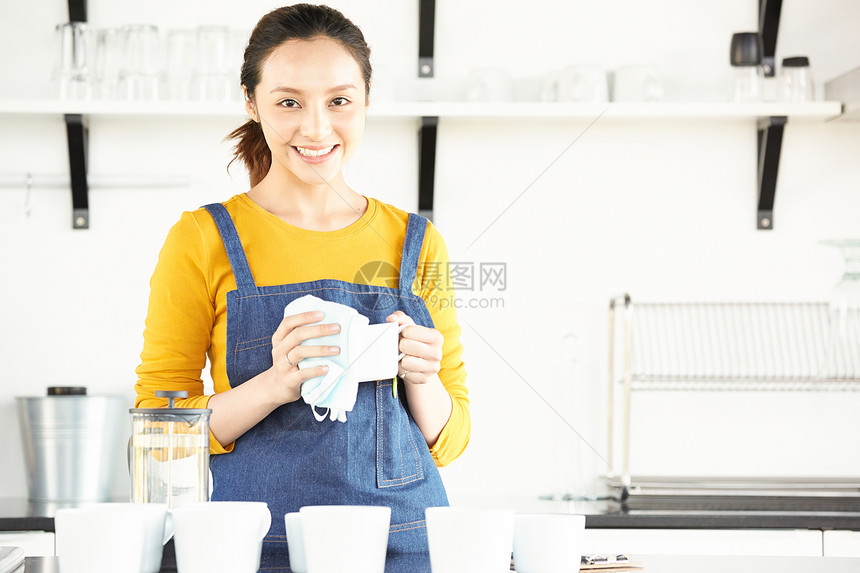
[[226, 4, 372, 186]]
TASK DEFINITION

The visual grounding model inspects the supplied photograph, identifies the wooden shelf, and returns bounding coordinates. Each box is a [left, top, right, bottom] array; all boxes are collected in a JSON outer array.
[[0, 99, 844, 121]]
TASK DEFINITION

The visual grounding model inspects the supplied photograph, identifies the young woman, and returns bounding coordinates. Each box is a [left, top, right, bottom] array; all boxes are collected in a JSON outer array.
[[134, 3, 469, 566]]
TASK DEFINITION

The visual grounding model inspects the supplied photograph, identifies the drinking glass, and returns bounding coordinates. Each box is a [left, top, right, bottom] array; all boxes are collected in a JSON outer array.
[[53, 22, 93, 100], [93, 28, 122, 99], [191, 25, 234, 101], [118, 24, 161, 101], [163, 29, 196, 101]]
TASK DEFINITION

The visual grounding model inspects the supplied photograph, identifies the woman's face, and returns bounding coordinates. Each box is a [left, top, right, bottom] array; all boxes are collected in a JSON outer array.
[[249, 37, 368, 189]]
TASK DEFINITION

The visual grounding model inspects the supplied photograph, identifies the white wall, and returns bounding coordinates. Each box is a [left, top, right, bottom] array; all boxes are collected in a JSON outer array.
[[1, 0, 859, 502]]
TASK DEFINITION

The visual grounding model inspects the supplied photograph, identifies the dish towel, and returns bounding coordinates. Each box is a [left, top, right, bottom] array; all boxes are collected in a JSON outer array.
[[283, 295, 370, 422], [0, 547, 24, 573]]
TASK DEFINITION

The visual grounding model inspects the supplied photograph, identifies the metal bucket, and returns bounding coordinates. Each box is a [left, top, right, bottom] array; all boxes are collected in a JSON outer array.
[[16, 387, 126, 502]]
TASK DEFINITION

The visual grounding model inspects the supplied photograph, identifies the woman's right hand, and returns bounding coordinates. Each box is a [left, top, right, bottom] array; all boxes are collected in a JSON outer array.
[[270, 310, 341, 404]]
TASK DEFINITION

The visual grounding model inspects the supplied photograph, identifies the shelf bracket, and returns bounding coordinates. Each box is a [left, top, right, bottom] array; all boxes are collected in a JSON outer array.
[[759, 0, 782, 77], [755, 1, 784, 230], [418, 0, 435, 77], [418, 116, 437, 221], [66, 0, 89, 229], [757, 116, 786, 230], [68, 0, 87, 22], [65, 114, 89, 229]]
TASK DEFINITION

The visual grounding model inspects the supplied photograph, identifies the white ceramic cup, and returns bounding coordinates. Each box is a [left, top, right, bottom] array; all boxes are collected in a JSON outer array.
[[465, 67, 514, 102], [55, 503, 173, 573], [425, 506, 515, 573], [513, 514, 586, 573], [555, 65, 609, 103], [612, 65, 663, 102], [172, 501, 271, 573], [285, 512, 307, 573], [299, 505, 390, 573], [349, 322, 408, 381]]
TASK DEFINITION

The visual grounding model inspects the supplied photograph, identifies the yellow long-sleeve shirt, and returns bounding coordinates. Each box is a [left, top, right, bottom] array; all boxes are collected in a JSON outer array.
[[134, 194, 469, 466]]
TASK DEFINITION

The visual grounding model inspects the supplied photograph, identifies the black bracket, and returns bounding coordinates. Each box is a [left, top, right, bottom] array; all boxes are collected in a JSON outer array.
[[418, 116, 438, 220], [65, 114, 89, 229], [68, 0, 87, 22], [759, 0, 782, 77], [66, 0, 89, 229], [418, 0, 435, 77], [757, 116, 786, 230], [756, 0, 784, 230]]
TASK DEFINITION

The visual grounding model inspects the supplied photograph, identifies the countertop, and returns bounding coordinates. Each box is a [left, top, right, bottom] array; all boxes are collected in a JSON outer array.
[[4, 497, 860, 532], [21, 553, 860, 573]]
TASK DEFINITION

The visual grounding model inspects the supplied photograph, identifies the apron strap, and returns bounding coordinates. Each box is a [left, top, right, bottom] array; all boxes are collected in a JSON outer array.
[[399, 213, 428, 294], [203, 203, 258, 291]]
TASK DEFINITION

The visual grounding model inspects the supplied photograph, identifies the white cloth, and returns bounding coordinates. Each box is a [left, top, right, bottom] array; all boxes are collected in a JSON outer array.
[[0, 547, 24, 573], [283, 295, 370, 422]]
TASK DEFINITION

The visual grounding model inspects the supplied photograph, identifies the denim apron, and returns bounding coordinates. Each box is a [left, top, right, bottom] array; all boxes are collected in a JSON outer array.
[[203, 203, 449, 569]]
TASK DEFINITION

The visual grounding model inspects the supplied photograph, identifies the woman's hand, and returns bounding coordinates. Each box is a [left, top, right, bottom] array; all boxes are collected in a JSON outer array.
[[269, 310, 341, 403], [386, 310, 443, 385]]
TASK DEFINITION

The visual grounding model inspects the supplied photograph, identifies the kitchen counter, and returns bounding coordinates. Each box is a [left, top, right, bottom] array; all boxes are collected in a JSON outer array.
[[20, 553, 860, 573], [3, 497, 860, 532]]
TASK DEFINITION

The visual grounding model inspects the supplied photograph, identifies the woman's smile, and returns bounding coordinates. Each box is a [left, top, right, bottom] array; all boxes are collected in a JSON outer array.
[[293, 144, 339, 163]]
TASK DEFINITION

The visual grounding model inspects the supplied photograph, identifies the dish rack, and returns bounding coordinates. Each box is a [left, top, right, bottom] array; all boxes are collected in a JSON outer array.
[[603, 295, 860, 508]]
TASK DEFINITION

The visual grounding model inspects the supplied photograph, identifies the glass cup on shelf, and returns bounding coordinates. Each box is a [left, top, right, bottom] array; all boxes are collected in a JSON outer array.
[[819, 239, 860, 379], [93, 27, 122, 100], [117, 24, 161, 101], [162, 29, 197, 101], [53, 22, 94, 100], [191, 25, 235, 102]]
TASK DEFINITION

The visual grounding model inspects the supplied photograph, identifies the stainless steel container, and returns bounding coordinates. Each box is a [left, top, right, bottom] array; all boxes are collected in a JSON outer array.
[[16, 387, 126, 502]]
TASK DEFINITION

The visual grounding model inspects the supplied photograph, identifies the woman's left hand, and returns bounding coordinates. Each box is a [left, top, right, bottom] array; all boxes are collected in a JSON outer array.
[[386, 311, 443, 385]]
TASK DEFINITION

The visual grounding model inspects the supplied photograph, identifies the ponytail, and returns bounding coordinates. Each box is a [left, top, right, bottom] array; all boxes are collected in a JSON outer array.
[[225, 119, 271, 187]]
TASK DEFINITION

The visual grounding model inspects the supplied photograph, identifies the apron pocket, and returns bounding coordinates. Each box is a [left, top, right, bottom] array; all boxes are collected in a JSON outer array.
[[375, 380, 424, 488]]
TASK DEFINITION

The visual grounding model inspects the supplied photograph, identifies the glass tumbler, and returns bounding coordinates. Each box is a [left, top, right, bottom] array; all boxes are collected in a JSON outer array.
[[53, 22, 93, 100], [118, 24, 161, 101], [191, 25, 234, 102], [93, 28, 122, 99], [163, 29, 197, 101]]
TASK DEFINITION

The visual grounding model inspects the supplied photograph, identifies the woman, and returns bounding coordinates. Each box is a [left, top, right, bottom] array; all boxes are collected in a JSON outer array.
[[134, 3, 470, 565]]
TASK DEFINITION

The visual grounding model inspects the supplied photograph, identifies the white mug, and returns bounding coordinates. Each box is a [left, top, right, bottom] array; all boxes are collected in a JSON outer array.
[[349, 321, 408, 381], [425, 506, 515, 573], [172, 501, 271, 573], [543, 66, 608, 103], [513, 514, 586, 573], [300, 505, 390, 573], [55, 503, 173, 573], [465, 67, 514, 102], [285, 512, 307, 573], [612, 65, 663, 102]]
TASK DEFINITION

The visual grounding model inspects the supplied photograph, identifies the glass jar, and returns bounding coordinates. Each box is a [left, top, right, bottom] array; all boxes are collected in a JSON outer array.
[[129, 391, 211, 508], [729, 32, 763, 102], [780, 56, 814, 102]]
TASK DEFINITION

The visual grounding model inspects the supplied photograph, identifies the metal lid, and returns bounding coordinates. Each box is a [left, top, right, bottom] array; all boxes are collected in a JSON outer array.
[[782, 56, 810, 68], [129, 390, 211, 415], [47, 386, 87, 396], [128, 407, 211, 415]]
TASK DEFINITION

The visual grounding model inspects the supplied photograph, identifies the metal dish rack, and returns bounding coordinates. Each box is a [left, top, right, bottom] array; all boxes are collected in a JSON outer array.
[[604, 295, 860, 506]]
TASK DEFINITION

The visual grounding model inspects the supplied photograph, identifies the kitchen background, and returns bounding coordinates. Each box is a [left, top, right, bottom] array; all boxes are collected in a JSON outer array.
[[1, 0, 859, 503]]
